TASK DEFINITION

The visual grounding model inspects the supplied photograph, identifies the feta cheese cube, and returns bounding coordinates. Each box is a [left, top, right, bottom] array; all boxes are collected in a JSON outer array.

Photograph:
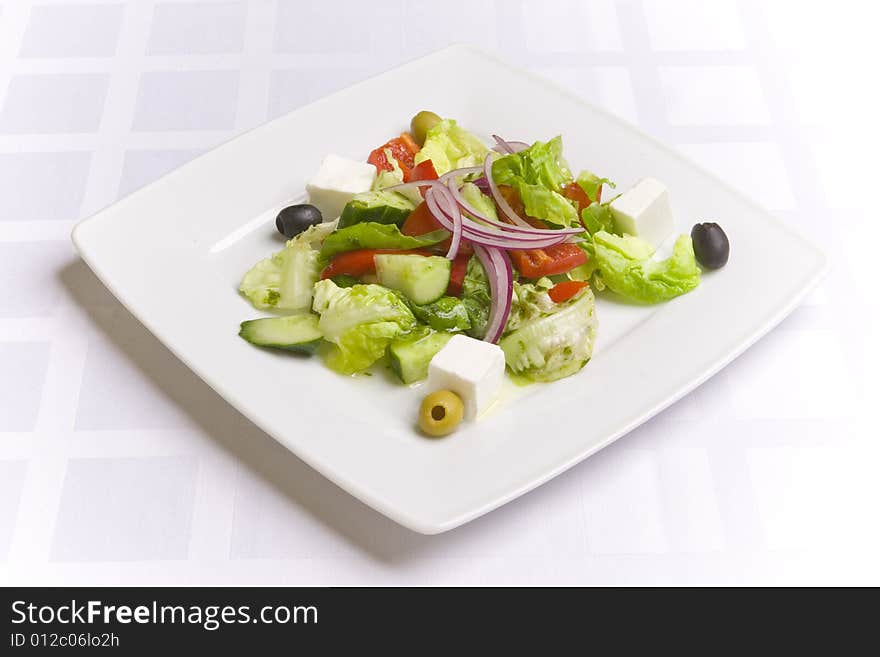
[[306, 154, 376, 221], [609, 177, 675, 248], [427, 335, 505, 421]]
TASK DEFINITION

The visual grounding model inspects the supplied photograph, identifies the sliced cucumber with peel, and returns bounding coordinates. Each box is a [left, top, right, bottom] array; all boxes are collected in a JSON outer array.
[[239, 314, 322, 354], [388, 330, 453, 384], [338, 191, 415, 229], [375, 254, 451, 305]]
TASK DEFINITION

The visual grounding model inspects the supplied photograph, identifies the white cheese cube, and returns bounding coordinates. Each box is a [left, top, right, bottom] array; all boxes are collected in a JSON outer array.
[[306, 154, 376, 221], [427, 335, 505, 421], [609, 177, 675, 248]]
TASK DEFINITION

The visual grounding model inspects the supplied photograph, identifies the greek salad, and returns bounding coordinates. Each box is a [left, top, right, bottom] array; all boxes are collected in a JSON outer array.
[[237, 112, 729, 436]]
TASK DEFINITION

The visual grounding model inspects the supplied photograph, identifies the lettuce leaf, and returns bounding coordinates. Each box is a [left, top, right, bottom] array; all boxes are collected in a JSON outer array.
[[239, 221, 337, 310], [500, 286, 596, 382], [460, 182, 498, 221], [576, 170, 615, 203], [461, 256, 491, 339], [407, 296, 471, 332], [492, 136, 572, 190], [505, 278, 556, 333], [580, 203, 617, 235], [413, 119, 488, 175], [517, 182, 578, 227], [320, 222, 449, 258], [491, 136, 578, 227], [312, 279, 416, 374], [590, 231, 701, 303], [372, 150, 422, 205]]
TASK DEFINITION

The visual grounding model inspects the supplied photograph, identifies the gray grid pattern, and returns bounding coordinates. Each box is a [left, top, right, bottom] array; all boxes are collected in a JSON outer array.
[[0, 0, 877, 585]]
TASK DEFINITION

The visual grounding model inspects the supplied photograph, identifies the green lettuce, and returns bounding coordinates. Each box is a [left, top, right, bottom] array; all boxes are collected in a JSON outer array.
[[491, 137, 578, 227], [576, 170, 615, 203], [492, 136, 572, 190], [372, 150, 422, 205], [590, 231, 701, 303], [320, 222, 449, 258], [505, 278, 556, 332], [460, 256, 491, 339], [312, 279, 416, 374], [517, 182, 578, 226], [459, 182, 498, 221], [239, 221, 337, 310], [413, 119, 488, 175], [408, 296, 471, 332], [500, 286, 597, 382], [580, 203, 617, 235]]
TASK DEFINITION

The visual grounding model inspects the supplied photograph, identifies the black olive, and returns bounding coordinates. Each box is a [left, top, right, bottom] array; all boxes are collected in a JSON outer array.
[[276, 204, 322, 238], [691, 222, 729, 269]]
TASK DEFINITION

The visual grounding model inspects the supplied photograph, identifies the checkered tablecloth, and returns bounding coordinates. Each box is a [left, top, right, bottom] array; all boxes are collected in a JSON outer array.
[[1, 0, 877, 586]]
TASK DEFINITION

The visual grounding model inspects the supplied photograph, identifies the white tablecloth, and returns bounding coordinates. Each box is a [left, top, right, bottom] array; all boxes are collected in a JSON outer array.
[[1, 0, 878, 586]]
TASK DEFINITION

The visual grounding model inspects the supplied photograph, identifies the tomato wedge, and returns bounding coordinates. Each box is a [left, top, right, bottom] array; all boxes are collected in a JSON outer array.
[[548, 280, 588, 303], [446, 253, 470, 297], [368, 133, 420, 180], [561, 181, 600, 214], [409, 159, 437, 183], [408, 159, 438, 197], [510, 243, 587, 279], [401, 201, 442, 237], [401, 202, 472, 257], [320, 248, 432, 280]]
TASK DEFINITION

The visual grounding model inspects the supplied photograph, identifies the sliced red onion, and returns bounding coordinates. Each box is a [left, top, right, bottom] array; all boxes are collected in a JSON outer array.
[[424, 187, 451, 230], [437, 165, 482, 186], [435, 186, 462, 260], [491, 135, 514, 154], [484, 151, 533, 228], [423, 187, 461, 260], [385, 179, 439, 194], [445, 177, 583, 238], [472, 176, 490, 194], [464, 233, 569, 250], [429, 186, 574, 248], [491, 135, 529, 154], [472, 244, 513, 344]]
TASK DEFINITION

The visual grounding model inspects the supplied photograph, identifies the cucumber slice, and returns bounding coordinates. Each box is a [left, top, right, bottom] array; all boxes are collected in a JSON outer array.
[[375, 254, 451, 305], [388, 330, 453, 384], [239, 314, 323, 354], [276, 243, 321, 311], [338, 191, 415, 229]]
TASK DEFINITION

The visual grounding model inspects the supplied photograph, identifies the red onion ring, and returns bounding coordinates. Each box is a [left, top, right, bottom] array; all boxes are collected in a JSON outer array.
[[444, 174, 582, 237], [491, 135, 514, 154], [423, 187, 461, 260], [385, 179, 439, 195], [491, 135, 529, 155], [438, 165, 482, 186], [483, 152, 533, 228], [390, 166, 582, 238], [434, 185, 462, 260], [428, 187, 574, 248], [472, 244, 513, 344]]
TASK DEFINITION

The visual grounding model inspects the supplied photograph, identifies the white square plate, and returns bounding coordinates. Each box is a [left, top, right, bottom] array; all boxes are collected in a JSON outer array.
[[72, 45, 826, 534]]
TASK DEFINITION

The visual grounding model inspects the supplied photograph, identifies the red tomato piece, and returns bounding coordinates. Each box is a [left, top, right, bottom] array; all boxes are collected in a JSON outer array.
[[510, 243, 587, 279], [408, 159, 439, 197], [367, 133, 420, 180], [401, 202, 472, 257], [320, 248, 432, 280], [561, 181, 600, 214], [446, 253, 470, 297], [548, 280, 588, 303], [401, 202, 442, 237]]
